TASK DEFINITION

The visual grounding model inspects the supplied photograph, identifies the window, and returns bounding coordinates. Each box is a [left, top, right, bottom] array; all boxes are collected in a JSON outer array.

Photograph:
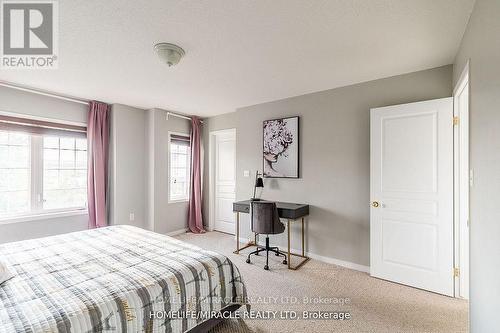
[[0, 132, 31, 216], [169, 133, 191, 202], [0, 116, 87, 220], [43, 136, 87, 210]]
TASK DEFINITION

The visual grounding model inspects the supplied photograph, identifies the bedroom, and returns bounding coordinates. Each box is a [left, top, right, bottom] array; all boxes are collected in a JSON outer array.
[[0, 0, 498, 332]]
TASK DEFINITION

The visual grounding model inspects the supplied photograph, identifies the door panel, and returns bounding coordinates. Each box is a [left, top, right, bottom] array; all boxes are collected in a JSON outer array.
[[216, 198, 235, 233], [381, 113, 437, 192], [382, 219, 437, 271], [217, 140, 235, 181], [214, 131, 236, 234], [370, 98, 454, 296]]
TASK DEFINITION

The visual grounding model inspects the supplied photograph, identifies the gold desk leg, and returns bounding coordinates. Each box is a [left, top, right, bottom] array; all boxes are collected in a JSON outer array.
[[301, 217, 305, 257], [287, 219, 291, 269], [233, 211, 257, 254], [286, 217, 310, 270]]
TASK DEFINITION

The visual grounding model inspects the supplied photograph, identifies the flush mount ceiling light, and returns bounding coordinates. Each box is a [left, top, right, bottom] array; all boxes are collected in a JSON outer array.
[[154, 43, 185, 67]]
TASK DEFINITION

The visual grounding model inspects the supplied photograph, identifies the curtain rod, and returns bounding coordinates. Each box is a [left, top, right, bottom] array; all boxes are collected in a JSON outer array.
[[166, 111, 204, 123], [0, 80, 89, 105], [1, 81, 205, 122]]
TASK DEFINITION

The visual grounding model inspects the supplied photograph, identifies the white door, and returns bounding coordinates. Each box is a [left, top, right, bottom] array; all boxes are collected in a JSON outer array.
[[214, 130, 236, 234], [370, 98, 454, 296]]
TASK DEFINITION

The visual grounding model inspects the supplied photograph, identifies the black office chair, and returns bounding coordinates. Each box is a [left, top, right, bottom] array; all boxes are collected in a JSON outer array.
[[246, 201, 287, 270]]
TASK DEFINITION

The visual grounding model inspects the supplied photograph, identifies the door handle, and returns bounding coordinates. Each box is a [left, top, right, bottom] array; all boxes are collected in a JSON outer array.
[[372, 201, 380, 208]]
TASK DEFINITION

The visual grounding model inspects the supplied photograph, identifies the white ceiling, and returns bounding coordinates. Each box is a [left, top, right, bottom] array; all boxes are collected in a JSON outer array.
[[0, 0, 475, 117]]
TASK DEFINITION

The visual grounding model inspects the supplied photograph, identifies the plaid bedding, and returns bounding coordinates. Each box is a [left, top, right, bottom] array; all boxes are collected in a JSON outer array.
[[0, 225, 247, 333]]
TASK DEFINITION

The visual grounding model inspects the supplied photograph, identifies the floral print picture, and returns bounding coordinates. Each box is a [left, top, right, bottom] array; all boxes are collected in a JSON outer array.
[[263, 116, 299, 178]]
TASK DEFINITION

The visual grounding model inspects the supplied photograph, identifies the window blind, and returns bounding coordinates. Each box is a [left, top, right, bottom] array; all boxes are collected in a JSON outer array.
[[170, 134, 190, 146], [0, 115, 87, 138]]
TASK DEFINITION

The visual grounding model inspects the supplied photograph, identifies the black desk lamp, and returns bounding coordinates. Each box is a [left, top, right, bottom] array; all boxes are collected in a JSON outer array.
[[252, 171, 264, 201]]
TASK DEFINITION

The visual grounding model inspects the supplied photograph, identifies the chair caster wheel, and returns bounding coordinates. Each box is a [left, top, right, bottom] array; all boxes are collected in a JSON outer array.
[[283, 260, 287, 265], [246, 258, 251, 264], [264, 265, 269, 270]]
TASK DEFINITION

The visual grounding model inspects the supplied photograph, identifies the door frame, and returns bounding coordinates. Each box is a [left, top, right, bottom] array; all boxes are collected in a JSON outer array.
[[453, 60, 470, 299], [208, 128, 236, 232]]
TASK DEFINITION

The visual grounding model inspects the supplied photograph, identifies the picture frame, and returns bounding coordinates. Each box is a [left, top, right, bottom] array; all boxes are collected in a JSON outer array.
[[262, 116, 299, 178]]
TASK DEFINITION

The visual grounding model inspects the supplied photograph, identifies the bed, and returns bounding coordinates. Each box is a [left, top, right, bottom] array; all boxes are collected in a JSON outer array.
[[0, 225, 248, 333]]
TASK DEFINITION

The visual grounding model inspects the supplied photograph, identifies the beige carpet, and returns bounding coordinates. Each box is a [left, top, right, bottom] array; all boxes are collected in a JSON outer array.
[[174, 232, 468, 333]]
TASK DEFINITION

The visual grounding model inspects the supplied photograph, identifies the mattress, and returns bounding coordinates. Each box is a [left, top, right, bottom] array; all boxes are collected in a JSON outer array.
[[0, 225, 247, 332]]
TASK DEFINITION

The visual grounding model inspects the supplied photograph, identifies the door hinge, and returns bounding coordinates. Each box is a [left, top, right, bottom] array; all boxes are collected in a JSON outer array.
[[453, 116, 459, 126], [454, 267, 460, 277]]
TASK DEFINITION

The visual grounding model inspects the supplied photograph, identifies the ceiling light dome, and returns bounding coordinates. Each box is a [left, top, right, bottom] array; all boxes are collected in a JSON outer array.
[[154, 43, 185, 67]]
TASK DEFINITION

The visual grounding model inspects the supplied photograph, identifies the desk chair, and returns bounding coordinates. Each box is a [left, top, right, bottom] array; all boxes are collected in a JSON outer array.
[[246, 201, 287, 270]]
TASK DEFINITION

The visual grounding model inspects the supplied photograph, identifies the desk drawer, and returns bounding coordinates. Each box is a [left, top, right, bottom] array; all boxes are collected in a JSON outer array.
[[233, 203, 250, 213]]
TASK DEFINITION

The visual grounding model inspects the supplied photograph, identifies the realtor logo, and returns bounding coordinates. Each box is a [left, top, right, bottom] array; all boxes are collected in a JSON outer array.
[[1, 0, 58, 68]]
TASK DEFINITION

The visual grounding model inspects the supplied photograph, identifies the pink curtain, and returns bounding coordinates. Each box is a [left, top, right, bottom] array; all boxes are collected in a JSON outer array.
[[87, 101, 110, 229], [188, 116, 205, 233]]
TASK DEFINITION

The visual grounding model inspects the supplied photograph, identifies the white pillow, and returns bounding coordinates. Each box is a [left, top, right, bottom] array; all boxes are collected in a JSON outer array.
[[0, 261, 14, 285]]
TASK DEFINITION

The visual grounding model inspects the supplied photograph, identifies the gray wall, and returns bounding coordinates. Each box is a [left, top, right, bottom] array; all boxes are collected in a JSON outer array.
[[204, 65, 453, 267], [146, 109, 156, 231], [0, 215, 87, 243], [110, 105, 192, 234], [0, 86, 88, 243], [0, 85, 87, 124], [453, 0, 500, 330], [148, 109, 191, 234], [110, 104, 147, 229]]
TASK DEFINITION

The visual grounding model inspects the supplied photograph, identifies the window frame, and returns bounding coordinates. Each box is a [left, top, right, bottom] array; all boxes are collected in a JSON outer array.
[[0, 119, 88, 223], [168, 131, 191, 203]]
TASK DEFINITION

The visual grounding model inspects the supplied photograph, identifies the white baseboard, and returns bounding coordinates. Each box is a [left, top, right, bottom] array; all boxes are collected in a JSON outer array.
[[166, 228, 188, 236], [237, 236, 370, 274], [306, 251, 370, 273]]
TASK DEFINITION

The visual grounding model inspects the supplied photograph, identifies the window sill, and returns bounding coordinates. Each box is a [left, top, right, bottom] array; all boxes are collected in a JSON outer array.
[[0, 209, 88, 225], [168, 198, 189, 204]]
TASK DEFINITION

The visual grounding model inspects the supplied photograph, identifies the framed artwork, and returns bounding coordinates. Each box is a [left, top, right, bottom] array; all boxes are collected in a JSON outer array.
[[263, 116, 299, 178]]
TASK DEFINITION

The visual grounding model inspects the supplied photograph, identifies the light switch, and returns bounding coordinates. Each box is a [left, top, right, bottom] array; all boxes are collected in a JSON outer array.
[[243, 170, 250, 177], [129, 213, 135, 221]]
